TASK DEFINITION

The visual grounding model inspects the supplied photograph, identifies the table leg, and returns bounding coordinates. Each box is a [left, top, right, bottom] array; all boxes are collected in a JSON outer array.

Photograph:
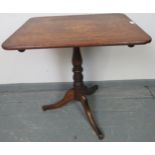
[[42, 47, 104, 140], [42, 89, 74, 111], [83, 85, 99, 95], [80, 95, 104, 140]]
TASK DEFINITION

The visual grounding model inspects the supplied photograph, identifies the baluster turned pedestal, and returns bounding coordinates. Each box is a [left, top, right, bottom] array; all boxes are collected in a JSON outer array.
[[42, 47, 104, 140]]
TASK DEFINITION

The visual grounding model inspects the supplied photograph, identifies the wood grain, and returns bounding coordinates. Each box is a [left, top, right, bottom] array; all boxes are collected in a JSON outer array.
[[2, 14, 151, 50], [42, 47, 104, 140]]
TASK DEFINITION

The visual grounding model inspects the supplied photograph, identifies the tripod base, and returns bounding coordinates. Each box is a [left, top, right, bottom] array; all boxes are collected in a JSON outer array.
[[42, 47, 104, 140], [42, 85, 104, 140]]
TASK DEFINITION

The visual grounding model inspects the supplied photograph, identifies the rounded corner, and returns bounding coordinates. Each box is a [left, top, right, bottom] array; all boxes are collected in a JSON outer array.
[[1, 42, 8, 50]]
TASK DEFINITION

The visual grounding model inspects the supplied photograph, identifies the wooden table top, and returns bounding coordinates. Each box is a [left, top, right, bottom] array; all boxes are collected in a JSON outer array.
[[2, 14, 151, 50]]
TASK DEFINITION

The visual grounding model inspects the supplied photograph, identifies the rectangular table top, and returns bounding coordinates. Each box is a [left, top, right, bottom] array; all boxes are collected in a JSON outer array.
[[2, 14, 151, 50]]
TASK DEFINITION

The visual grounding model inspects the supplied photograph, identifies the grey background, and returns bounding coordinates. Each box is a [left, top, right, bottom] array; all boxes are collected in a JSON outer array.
[[0, 80, 155, 142]]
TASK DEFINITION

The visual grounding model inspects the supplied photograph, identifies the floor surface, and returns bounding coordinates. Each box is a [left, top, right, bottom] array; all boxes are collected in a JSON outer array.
[[0, 80, 155, 142]]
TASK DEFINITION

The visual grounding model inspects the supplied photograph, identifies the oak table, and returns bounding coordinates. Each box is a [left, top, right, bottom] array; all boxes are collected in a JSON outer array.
[[2, 14, 152, 140]]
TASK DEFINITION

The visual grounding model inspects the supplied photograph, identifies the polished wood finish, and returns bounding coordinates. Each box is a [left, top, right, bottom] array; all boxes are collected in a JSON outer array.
[[42, 47, 104, 139], [2, 14, 152, 140], [2, 14, 151, 50], [72, 47, 85, 90], [42, 89, 74, 110]]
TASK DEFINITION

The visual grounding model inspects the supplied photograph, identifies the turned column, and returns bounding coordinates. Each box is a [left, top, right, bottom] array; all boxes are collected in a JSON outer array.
[[42, 47, 103, 140], [72, 47, 84, 89], [72, 47, 86, 96]]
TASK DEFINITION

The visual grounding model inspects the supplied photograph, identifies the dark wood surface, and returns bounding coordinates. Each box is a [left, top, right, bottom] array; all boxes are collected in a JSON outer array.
[[42, 47, 104, 140], [2, 14, 151, 50], [1, 14, 152, 140]]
